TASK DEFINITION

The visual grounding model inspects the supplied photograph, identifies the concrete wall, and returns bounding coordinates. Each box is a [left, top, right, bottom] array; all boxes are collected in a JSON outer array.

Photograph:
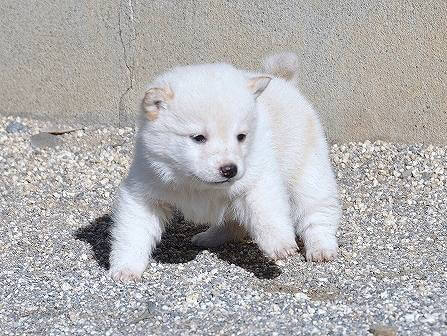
[[1, 0, 446, 143]]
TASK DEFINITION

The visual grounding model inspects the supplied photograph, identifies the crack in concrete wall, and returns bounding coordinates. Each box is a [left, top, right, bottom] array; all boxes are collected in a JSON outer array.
[[118, 0, 136, 126]]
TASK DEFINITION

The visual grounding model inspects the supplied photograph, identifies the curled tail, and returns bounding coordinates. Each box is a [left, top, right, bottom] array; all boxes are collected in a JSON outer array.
[[263, 52, 299, 84]]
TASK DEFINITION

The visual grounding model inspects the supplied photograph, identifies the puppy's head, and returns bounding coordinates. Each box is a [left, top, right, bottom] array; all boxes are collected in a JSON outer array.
[[139, 64, 271, 189]]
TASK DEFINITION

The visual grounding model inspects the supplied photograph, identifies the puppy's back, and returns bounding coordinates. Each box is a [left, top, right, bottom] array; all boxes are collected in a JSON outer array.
[[259, 54, 328, 182]]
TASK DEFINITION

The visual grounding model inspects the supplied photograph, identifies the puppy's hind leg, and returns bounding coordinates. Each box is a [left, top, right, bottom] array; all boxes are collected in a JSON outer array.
[[291, 153, 341, 262], [191, 221, 247, 248]]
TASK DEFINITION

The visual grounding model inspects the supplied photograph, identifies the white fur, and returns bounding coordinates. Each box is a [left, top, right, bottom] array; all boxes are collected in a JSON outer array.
[[109, 53, 341, 281]]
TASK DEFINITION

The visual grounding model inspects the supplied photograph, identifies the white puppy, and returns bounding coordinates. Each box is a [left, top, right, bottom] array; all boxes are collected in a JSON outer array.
[[109, 52, 341, 281]]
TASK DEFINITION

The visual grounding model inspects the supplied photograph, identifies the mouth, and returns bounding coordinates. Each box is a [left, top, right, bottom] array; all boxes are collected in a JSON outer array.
[[191, 175, 231, 185]]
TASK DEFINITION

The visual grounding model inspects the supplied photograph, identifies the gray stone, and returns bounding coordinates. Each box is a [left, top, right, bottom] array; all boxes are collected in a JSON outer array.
[[369, 325, 397, 336], [30, 132, 62, 149], [6, 121, 26, 133]]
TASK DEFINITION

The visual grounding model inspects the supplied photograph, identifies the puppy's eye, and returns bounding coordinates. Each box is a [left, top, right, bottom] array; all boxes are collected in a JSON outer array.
[[237, 133, 247, 142], [190, 134, 207, 143]]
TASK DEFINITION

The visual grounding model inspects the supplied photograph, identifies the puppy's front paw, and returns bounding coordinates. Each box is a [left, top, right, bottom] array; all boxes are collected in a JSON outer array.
[[305, 238, 338, 262], [110, 268, 143, 282], [259, 239, 298, 261], [271, 245, 298, 261]]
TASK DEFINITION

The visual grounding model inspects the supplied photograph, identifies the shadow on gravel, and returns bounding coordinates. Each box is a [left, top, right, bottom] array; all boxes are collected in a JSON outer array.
[[156, 218, 282, 279], [211, 241, 282, 279], [75, 214, 113, 269], [75, 214, 281, 279]]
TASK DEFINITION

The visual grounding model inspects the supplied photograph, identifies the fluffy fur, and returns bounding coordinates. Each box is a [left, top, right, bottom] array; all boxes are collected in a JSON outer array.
[[109, 53, 341, 281]]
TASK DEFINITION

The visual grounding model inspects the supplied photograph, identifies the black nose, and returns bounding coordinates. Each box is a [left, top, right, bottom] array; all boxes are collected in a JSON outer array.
[[220, 164, 238, 179]]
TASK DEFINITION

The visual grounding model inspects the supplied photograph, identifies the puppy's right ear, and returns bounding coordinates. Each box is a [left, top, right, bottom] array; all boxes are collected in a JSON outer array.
[[142, 86, 174, 121], [247, 76, 272, 99]]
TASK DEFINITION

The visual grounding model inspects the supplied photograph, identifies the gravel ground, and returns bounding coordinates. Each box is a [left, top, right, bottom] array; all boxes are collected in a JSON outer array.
[[1, 115, 446, 336]]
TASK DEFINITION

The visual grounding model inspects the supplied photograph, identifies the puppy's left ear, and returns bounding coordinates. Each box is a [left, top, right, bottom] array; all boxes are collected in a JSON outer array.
[[247, 76, 272, 99], [142, 86, 174, 121]]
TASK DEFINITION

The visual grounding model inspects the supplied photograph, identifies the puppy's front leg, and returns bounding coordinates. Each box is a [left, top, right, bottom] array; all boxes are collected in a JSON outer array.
[[109, 186, 167, 281], [242, 178, 298, 260]]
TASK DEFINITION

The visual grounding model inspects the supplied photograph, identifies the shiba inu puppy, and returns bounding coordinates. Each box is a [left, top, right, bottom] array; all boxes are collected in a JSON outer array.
[[109, 52, 341, 281]]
